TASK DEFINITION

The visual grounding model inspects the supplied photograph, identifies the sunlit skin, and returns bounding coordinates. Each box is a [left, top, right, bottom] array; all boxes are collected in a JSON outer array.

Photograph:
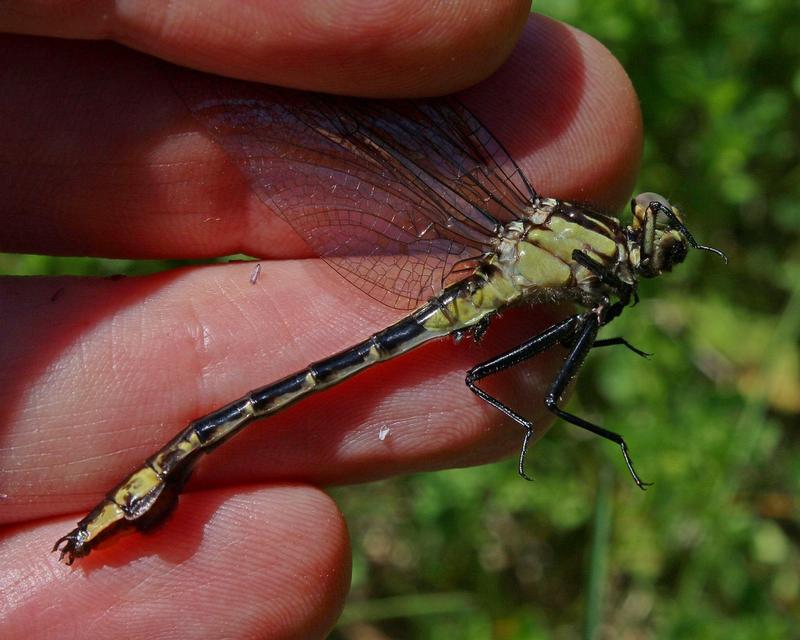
[[0, 6, 651, 639]]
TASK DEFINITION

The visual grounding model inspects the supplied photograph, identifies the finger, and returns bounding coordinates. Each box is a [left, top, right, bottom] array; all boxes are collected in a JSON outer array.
[[0, 261, 562, 523], [0, 486, 350, 639], [0, 0, 530, 97], [0, 15, 642, 258]]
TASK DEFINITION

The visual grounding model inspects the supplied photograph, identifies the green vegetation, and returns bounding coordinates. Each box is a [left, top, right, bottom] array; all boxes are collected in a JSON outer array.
[[6, 1, 798, 637]]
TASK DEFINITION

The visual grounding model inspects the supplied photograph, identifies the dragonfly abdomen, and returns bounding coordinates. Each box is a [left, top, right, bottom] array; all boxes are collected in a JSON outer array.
[[52, 273, 514, 563]]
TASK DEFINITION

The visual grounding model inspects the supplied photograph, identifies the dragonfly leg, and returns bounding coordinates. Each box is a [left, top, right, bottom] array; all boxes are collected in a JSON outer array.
[[471, 316, 491, 343], [452, 317, 491, 345], [465, 314, 582, 480], [572, 249, 638, 305], [592, 337, 652, 358], [544, 314, 652, 489]]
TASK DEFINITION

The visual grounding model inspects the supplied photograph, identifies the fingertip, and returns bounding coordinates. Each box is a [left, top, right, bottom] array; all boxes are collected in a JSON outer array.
[[461, 13, 643, 212]]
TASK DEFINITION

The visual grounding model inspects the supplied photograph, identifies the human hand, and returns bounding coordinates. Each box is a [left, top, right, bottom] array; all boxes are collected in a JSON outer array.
[[0, 4, 641, 638]]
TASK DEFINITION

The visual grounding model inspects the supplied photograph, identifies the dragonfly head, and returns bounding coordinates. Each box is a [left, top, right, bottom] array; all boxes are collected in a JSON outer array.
[[628, 192, 727, 278]]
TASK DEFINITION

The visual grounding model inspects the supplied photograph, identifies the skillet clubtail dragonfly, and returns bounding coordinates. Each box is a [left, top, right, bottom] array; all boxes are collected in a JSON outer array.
[[54, 69, 725, 564]]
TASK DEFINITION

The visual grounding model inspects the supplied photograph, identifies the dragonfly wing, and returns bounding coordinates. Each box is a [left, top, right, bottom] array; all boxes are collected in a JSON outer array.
[[170, 68, 537, 310]]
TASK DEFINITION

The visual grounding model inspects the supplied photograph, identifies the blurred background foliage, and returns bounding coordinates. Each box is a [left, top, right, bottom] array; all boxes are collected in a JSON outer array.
[[3, 1, 798, 638]]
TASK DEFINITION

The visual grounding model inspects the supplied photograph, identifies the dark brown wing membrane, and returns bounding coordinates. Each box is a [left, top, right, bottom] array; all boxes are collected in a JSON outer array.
[[170, 68, 536, 310]]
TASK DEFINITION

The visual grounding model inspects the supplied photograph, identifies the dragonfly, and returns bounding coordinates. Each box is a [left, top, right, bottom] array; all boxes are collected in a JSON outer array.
[[53, 68, 726, 564]]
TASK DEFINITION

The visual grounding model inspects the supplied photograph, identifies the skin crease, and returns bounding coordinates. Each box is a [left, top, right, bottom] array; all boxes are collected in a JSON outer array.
[[0, 4, 643, 639]]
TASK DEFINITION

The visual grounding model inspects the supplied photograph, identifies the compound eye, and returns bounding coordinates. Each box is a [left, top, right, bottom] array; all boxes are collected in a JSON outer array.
[[633, 192, 676, 230], [655, 207, 673, 229], [634, 192, 671, 213], [642, 194, 688, 234]]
